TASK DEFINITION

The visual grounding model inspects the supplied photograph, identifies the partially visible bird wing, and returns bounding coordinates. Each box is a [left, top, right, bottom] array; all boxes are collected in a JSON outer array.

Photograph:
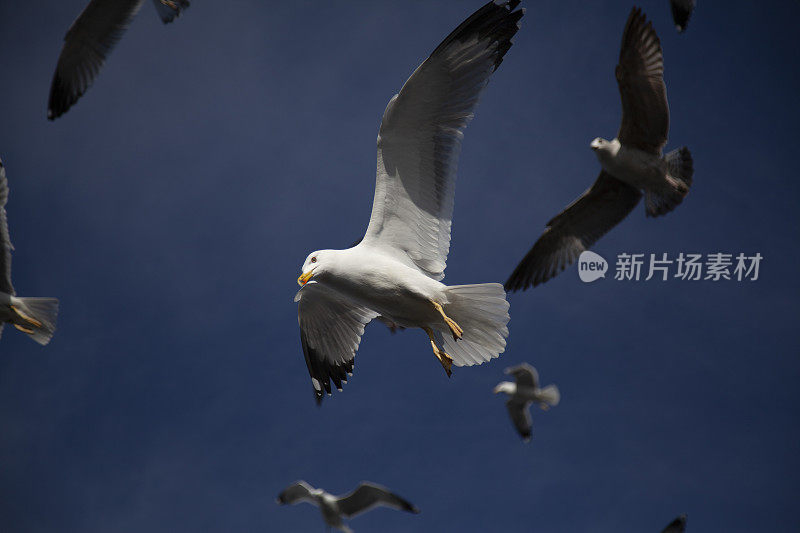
[[616, 7, 669, 154], [661, 514, 687, 533], [337, 482, 420, 518], [277, 480, 316, 506], [361, 0, 523, 281], [151, 0, 190, 24], [296, 283, 378, 404], [505, 362, 539, 389], [0, 161, 14, 295], [505, 399, 532, 441], [47, 0, 145, 120], [505, 171, 642, 290], [669, 0, 695, 33]]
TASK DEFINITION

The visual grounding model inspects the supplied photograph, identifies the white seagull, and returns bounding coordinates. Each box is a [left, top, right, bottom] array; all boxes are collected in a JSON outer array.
[[47, 0, 190, 120], [661, 514, 687, 532], [0, 159, 59, 345], [277, 480, 420, 533], [494, 363, 559, 442], [505, 7, 693, 290], [295, 0, 522, 403]]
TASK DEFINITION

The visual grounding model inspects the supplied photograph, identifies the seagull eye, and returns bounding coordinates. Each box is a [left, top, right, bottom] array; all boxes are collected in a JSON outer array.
[[311, 257, 317, 263]]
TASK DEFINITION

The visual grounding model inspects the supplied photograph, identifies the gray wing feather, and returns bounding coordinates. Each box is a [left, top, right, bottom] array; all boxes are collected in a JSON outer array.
[[296, 284, 378, 404], [505, 363, 538, 388], [505, 399, 532, 441], [337, 482, 419, 518], [0, 162, 14, 295], [151, 0, 190, 24], [362, 1, 523, 280], [616, 7, 669, 154], [505, 171, 642, 290], [47, 0, 145, 119], [277, 480, 316, 506]]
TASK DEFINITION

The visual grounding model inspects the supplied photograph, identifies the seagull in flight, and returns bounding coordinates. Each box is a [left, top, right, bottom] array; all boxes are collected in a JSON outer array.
[[0, 159, 59, 345], [505, 7, 693, 290], [295, 0, 522, 403], [494, 363, 560, 441], [277, 480, 420, 533], [47, 0, 190, 120]]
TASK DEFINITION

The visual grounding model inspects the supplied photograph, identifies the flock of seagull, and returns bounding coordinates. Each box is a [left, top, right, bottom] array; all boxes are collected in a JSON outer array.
[[0, 0, 699, 530]]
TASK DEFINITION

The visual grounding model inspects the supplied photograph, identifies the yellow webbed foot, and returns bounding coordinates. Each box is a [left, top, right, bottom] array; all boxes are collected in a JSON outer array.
[[11, 305, 42, 329], [430, 301, 463, 341]]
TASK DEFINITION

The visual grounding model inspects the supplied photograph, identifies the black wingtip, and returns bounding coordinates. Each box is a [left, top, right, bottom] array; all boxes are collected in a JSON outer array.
[[432, 0, 524, 70]]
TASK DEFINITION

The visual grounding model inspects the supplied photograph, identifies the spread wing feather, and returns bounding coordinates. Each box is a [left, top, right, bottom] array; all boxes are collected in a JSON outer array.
[[48, 0, 145, 120], [505, 363, 538, 389], [361, 1, 523, 280], [506, 399, 532, 441], [505, 172, 642, 290], [0, 161, 13, 295], [296, 284, 377, 404], [337, 482, 419, 518], [616, 7, 669, 154]]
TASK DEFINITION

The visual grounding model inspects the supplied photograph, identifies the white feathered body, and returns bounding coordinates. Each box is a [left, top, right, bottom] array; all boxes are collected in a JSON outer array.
[[318, 247, 447, 329]]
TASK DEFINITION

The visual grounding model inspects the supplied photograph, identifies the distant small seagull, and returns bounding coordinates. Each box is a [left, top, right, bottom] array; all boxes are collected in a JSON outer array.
[[670, 0, 696, 33], [505, 6, 693, 290], [295, 0, 522, 403], [47, 0, 190, 120], [0, 159, 59, 345], [494, 363, 559, 441], [661, 513, 687, 532], [277, 480, 420, 533]]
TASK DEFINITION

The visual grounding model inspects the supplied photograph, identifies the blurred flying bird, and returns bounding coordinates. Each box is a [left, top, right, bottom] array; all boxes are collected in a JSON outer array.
[[494, 363, 560, 441], [295, 0, 523, 403], [47, 0, 190, 120], [277, 480, 419, 533], [0, 159, 59, 345], [505, 7, 693, 290], [669, 0, 696, 33]]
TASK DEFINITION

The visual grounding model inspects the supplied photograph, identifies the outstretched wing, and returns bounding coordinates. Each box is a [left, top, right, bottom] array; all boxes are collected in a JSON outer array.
[[669, 0, 695, 33], [337, 482, 420, 518], [505, 363, 539, 389], [47, 0, 145, 120], [296, 283, 378, 403], [361, 1, 523, 280], [616, 7, 669, 154], [505, 172, 641, 290], [277, 480, 316, 506], [505, 399, 532, 442], [152, 0, 190, 24], [0, 160, 13, 295]]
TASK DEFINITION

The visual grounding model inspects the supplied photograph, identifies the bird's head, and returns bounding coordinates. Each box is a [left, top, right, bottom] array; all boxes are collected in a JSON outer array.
[[297, 249, 334, 286], [590, 137, 607, 151], [493, 381, 515, 395]]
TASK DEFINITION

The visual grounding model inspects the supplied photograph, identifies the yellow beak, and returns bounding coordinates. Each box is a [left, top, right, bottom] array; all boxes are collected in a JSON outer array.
[[297, 270, 314, 286]]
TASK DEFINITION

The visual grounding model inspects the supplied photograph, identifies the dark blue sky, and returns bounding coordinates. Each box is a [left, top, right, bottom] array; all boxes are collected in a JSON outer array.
[[0, 1, 798, 531]]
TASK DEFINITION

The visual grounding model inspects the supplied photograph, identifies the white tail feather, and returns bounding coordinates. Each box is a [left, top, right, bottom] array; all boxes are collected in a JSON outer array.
[[538, 384, 560, 407], [439, 283, 510, 367]]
